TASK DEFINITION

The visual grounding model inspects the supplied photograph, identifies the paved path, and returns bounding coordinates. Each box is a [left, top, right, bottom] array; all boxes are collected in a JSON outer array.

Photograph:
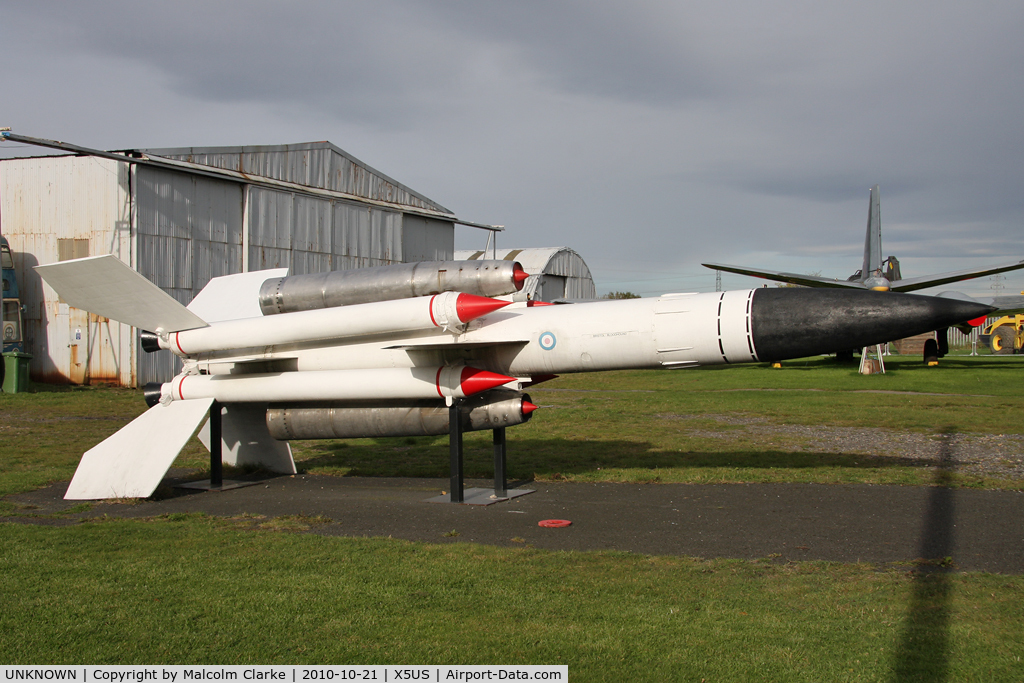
[[8, 474, 1023, 574]]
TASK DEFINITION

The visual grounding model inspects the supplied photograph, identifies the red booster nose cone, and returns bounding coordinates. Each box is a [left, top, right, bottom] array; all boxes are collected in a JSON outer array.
[[459, 367, 516, 396], [455, 293, 511, 322], [521, 400, 539, 415], [512, 263, 529, 291]]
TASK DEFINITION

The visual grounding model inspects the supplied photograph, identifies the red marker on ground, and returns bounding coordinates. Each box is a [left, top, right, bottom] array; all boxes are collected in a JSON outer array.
[[538, 519, 572, 528]]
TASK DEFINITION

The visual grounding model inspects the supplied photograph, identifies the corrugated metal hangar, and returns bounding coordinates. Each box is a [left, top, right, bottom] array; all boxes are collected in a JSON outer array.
[[455, 247, 596, 302], [0, 140, 493, 386]]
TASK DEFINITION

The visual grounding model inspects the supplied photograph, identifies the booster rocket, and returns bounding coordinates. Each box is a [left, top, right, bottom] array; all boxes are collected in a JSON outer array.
[[35, 254, 994, 500]]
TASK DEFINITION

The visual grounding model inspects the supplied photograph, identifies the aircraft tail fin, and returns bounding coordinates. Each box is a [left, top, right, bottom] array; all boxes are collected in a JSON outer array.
[[64, 398, 214, 500], [860, 185, 882, 278], [34, 255, 208, 333]]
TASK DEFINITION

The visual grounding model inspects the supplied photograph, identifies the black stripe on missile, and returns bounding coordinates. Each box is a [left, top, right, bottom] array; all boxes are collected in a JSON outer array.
[[745, 290, 756, 359], [717, 293, 729, 363]]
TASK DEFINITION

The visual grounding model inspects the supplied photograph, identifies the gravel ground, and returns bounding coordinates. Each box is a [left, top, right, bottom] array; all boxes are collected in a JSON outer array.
[[658, 413, 1024, 480]]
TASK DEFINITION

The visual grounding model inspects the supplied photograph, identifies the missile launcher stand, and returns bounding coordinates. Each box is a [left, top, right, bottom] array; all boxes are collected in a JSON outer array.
[[428, 399, 534, 505]]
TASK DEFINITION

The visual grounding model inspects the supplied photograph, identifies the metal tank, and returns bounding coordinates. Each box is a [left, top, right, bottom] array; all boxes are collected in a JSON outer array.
[[265, 390, 535, 440], [258, 260, 527, 314]]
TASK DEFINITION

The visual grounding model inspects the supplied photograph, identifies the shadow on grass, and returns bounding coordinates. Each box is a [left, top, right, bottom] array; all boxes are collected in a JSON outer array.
[[890, 428, 957, 682], [294, 436, 939, 480]]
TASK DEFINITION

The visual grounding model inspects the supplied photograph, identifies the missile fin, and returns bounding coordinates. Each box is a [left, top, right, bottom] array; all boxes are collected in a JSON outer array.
[[64, 397, 214, 500], [187, 268, 289, 323], [198, 403, 296, 474], [35, 254, 208, 333]]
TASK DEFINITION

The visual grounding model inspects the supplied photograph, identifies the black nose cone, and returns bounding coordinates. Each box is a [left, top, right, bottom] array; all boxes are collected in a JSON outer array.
[[750, 288, 994, 362]]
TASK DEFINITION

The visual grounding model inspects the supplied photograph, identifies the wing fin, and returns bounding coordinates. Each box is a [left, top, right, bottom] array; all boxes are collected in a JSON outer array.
[[702, 263, 866, 289], [891, 259, 1024, 292], [35, 255, 207, 332], [64, 398, 214, 500], [383, 339, 530, 351], [198, 403, 296, 474], [187, 268, 289, 323]]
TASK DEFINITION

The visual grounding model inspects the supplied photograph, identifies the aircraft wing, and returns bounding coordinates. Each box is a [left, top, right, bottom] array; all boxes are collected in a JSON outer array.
[[891, 259, 1024, 292], [702, 263, 867, 289], [989, 294, 1024, 311], [383, 339, 530, 351]]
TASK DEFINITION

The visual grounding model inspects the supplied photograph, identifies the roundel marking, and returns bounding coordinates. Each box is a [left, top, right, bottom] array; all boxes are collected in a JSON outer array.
[[539, 331, 557, 350]]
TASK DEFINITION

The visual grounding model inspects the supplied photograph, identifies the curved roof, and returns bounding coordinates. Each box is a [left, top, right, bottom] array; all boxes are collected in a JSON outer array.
[[455, 247, 595, 301]]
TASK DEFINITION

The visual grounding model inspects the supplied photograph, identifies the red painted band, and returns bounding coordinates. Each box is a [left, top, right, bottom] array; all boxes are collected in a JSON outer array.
[[429, 295, 438, 327], [174, 332, 186, 355], [177, 377, 185, 401], [435, 366, 444, 397]]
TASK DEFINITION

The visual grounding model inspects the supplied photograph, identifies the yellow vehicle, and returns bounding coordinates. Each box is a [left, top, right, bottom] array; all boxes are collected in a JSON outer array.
[[979, 315, 1024, 354]]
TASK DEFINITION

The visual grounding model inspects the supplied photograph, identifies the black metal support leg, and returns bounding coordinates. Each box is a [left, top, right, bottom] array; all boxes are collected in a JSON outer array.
[[493, 427, 507, 498], [210, 400, 223, 489], [449, 401, 464, 503]]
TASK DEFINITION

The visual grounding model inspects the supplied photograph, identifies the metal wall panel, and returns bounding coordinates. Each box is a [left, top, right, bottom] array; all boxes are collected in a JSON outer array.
[[0, 156, 135, 385], [400, 215, 453, 262], [247, 187, 408, 273], [134, 166, 244, 385], [144, 143, 449, 212], [3, 145, 459, 387]]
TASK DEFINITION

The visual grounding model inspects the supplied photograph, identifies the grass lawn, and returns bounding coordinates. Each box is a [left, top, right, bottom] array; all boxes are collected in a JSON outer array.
[[1, 353, 1022, 676], [2, 516, 1022, 680]]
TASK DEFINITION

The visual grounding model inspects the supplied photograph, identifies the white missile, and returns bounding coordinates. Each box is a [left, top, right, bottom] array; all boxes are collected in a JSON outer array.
[[143, 291, 510, 357], [34, 254, 995, 500], [182, 288, 996, 378], [154, 365, 517, 404]]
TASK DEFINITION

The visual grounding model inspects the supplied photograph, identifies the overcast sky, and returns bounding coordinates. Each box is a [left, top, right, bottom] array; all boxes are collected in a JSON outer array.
[[3, 1, 1023, 297]]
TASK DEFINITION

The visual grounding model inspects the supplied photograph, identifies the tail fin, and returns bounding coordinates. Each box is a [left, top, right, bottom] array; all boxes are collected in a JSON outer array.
[[197, 402, 296, 474], [860, 185, 883, 278], [34, 255, 207, 333], [64, 398, 214, 500], [186, 268, 289, 323]]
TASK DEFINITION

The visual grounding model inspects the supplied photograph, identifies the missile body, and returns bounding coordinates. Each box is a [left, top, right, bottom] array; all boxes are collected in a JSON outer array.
[[265, 390, 537, 440], [144, 292, 508, 357], [151, 365, 516, 405], [32, 250, 998, 501], [259, 259, 528, 314], [190, 288, 994, 377]]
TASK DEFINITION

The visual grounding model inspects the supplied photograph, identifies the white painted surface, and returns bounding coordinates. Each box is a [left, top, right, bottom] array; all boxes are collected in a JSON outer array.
[[166, 365, 490, 403], [197, 403, 295, 474], [64, 398, 214, 500], [167, 291, 470, 356], [187, 268, 288, 323], [35, 255, 208, 333]]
